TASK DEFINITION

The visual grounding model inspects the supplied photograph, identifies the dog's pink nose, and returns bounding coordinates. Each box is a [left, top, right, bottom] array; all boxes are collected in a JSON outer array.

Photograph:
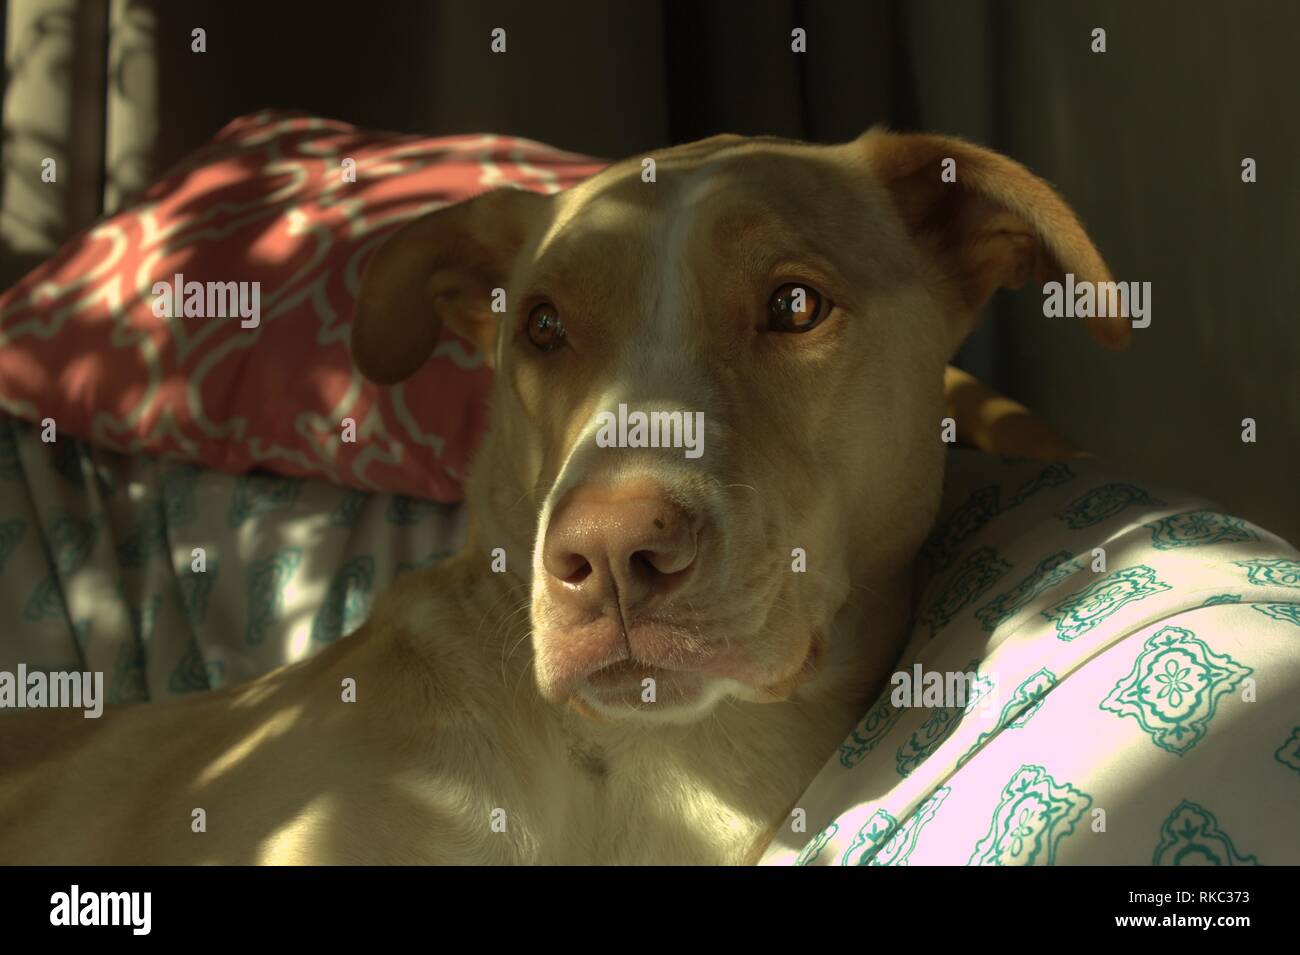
[[542, 480, 699, 619]]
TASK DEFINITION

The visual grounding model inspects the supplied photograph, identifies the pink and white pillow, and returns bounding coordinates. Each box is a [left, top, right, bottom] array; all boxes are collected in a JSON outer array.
[[0, 111, 607, 501]]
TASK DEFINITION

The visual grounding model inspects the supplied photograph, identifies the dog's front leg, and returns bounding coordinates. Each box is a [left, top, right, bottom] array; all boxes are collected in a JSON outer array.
[[944, 365, 1086, 460]]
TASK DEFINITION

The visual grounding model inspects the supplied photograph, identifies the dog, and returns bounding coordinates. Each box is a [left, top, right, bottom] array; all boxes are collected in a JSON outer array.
[[0, 128, 1127, 864]]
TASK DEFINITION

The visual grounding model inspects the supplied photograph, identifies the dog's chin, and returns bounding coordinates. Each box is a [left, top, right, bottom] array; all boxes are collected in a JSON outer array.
[[573, 667, 741, 724]]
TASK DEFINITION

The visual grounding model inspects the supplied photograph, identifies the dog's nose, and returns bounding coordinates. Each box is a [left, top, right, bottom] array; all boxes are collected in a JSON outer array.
[[542, 480, 699, 619]]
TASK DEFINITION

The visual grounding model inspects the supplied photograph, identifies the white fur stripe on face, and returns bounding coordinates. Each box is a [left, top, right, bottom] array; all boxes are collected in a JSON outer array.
[[530, 390, 618, 581], [531, 163, 726, 582]]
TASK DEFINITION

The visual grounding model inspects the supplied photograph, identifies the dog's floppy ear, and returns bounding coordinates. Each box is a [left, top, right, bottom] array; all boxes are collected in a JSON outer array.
[[351, 187, 548, 384], [860, 128, 1130, 353]]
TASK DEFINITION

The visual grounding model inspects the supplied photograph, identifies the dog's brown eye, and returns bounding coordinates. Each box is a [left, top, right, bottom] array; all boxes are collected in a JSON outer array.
[[526, 302, 566, 351], [768, 282, 829, 333]]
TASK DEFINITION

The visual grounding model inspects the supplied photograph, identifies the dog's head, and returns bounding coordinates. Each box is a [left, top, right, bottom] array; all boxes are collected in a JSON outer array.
[[352, 130, 1124, 723]]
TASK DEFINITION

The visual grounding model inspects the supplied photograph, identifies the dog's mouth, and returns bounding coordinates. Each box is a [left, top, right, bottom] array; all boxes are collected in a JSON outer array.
[[535, 606, 824, 721], [593, 615, 713, 667], [533, 612, 732, 711], [585, 658, 674, 690]]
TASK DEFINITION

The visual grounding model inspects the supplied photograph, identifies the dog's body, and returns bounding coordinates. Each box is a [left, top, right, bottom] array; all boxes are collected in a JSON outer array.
[[0, 554, 893, 864], [0, 129, 1123, 864], [0, 432, 902, 864]]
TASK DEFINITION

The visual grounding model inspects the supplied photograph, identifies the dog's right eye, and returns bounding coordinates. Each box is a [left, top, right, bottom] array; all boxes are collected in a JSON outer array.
[[526, 302, 566, 351], [767, 282, 830, 333]]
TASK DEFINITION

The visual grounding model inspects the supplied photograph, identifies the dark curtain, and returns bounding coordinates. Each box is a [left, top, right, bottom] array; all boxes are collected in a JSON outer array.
[[2, 0, 1297, 541]]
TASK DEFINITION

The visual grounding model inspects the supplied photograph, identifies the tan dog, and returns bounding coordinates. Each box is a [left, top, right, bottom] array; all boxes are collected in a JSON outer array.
[[0, 129, 1126, 864]]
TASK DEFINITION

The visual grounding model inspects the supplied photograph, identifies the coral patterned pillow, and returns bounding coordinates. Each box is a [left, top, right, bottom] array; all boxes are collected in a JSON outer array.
[[0, 111, 606, 501]]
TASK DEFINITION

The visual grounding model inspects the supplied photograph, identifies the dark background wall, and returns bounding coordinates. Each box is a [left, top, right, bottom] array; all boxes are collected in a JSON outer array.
[[2, 0, 1296, 540]]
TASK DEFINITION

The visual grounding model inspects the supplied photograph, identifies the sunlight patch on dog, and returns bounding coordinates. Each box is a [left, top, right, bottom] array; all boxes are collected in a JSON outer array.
[[195, 703, 305, 787]]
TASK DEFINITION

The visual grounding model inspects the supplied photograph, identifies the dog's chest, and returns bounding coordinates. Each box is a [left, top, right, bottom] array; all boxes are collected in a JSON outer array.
[[565, 735, 609, 780], [548, 718, 809, 865]]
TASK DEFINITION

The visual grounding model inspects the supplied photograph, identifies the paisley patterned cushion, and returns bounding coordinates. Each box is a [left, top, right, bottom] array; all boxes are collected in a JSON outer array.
[[764, 451, 1300, 866], [0, 111, 605, 502]]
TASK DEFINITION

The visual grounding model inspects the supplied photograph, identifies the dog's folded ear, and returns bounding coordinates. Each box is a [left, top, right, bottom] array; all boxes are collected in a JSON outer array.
[[351, 187, 548, 384], [860, 128, 1130, 353]]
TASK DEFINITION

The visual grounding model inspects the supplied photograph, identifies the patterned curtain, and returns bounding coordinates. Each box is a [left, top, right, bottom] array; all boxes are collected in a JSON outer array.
[[0, 0, 156, 287]]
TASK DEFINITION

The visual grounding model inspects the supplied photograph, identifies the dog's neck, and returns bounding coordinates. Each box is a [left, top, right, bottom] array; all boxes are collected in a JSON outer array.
[[460, 426, 543, 592]]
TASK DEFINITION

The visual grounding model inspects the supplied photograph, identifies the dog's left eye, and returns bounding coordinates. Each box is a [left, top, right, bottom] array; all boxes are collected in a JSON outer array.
[[767, 282, 830, 333], [526, 302, 566, 351]]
